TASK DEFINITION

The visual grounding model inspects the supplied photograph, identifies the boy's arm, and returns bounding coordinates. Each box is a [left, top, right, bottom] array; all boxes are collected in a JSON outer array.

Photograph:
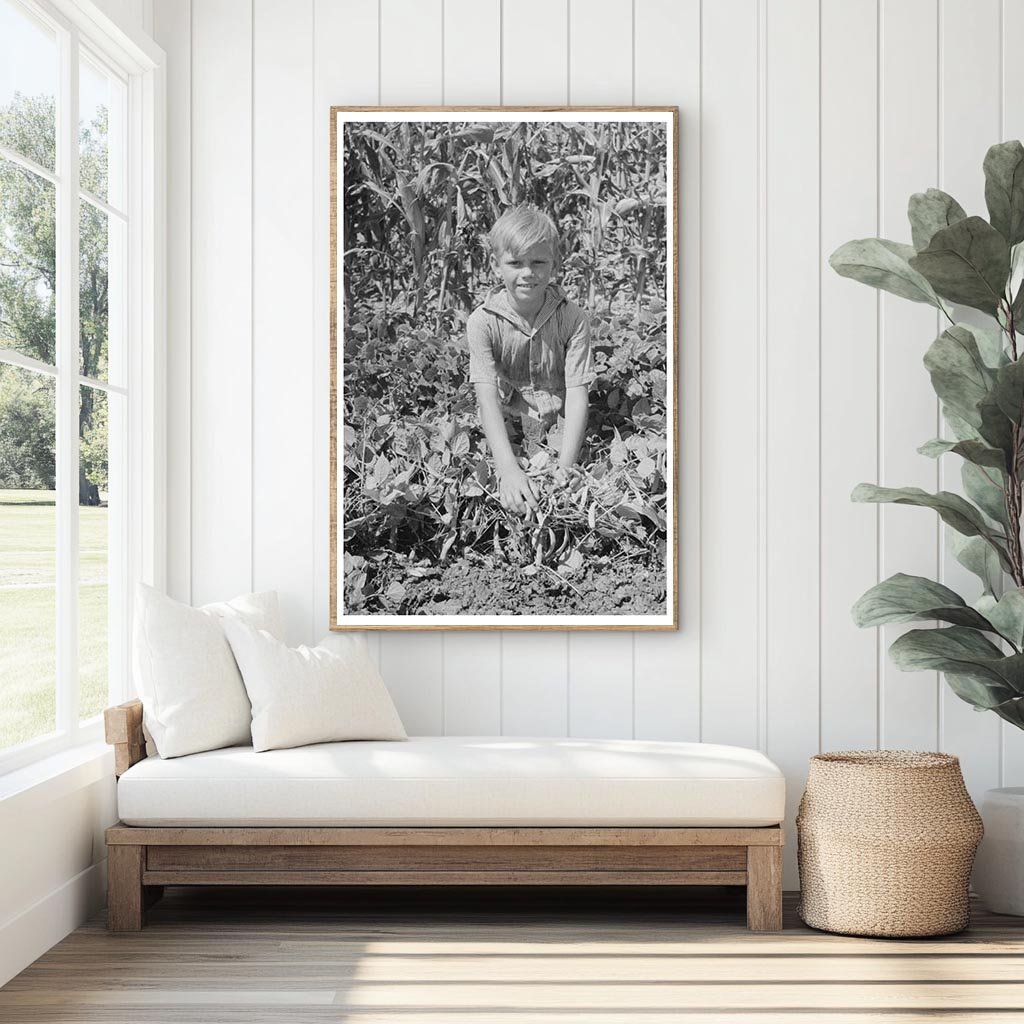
[[474, 383, 537, 513], [558, 385, 589, 470]]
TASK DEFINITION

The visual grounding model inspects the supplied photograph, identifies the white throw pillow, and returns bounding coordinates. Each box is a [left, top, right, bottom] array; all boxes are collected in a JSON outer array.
[[133, 584, 283, 758], [222, 621, 407, 752]]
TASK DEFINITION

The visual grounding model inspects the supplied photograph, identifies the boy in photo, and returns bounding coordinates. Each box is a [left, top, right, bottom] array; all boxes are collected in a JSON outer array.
[[467, 205, 595, 513]]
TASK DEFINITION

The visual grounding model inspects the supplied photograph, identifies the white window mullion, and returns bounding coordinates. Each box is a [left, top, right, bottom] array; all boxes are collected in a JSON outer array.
[[55, 23, 81, 734]]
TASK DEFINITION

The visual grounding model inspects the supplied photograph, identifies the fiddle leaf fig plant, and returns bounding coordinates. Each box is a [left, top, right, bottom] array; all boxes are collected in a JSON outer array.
[[832, 140, 1024, 731]]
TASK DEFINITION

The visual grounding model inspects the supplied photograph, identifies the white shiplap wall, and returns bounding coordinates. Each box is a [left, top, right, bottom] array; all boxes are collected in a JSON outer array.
[[154, 0, 1024, 885]]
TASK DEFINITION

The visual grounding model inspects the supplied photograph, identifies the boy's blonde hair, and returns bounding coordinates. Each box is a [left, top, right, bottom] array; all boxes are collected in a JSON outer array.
[[488, 205, 560, 259]]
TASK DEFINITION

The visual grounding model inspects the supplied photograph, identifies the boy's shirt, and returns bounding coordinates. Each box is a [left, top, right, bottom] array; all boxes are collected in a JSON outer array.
[[467, 283, 595, 425]]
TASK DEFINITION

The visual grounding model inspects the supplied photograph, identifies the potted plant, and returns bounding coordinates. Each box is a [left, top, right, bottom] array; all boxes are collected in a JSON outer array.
[[832, 140, 1024, 913]]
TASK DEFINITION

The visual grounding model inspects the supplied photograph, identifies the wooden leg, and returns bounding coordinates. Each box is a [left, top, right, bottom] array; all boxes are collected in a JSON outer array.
[[746, 845, 783, 932], [107, 845, 145, 932]]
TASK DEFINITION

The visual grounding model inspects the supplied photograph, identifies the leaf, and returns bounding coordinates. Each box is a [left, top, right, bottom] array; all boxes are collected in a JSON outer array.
[[977, 391, 1015, 458], [976, 589, 1024, 649], [944, 671, 1024, 714], [385, 581, 406, 603], [984, 140, 1024, 246], [829, 237, 941, 307], [909, 216, 1010, 314], [993, 357, 1024, 423], [923, 325, 996, 427], [962, 461, 1008, 528], [950, 532, 1004, 597], [970, 323, 1011, 368], [1010, 242, 1024, 319], [850, 483, 1009, 552], [908, 188, 967, 251], [450, 430, 470, 457], [918, 437, 1007, 471], [852, 573, 994, 630], [942, 407, 983, 442], [888, 626, 1024, 700]]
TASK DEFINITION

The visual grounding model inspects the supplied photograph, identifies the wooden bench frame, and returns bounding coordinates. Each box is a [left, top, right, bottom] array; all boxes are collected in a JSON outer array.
[[104, 700, 784, 932]]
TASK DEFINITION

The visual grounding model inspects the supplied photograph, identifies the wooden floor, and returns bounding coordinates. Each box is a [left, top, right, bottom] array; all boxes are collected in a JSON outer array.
[[2, 886, 1024, 1022]]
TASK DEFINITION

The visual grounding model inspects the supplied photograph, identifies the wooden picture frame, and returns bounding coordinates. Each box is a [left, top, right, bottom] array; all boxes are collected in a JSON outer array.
[[330, 107, 679, 630]]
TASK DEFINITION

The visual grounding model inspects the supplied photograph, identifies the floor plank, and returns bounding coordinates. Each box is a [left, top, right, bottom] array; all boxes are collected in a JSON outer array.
[[2, 887, 1024, 1021]]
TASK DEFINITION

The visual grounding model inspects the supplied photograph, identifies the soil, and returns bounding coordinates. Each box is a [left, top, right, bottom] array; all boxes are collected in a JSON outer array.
[[345, 550, 667, 617]]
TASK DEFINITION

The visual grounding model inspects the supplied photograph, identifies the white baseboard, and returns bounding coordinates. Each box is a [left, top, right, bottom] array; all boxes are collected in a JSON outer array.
[[0, 859, 107, 987]]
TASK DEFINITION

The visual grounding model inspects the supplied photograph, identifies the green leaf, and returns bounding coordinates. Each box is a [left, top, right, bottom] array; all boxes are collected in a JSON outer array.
[[829, 238, 942, 307], [984, 140, 1024, 246], [944, 671, 1024, 714], [1009, 242, 1024, 323], [977, 589, 1024, 649], [889, 627, 1024, 704], [923, 325, 997, 427], [942, 407, 983, 442], [909, 217, 1010, 314], [950, 532, 1003, 596], [973, 323, 1012, 368], [962, 461, 1008, 528], [993, 357, 1024, 423], [918, 437, 1007, 470], [908, 188, 968, 251], [852, 573, 994, 630], [850, 483, 1009, 554], [977, 391, 1016, 457]]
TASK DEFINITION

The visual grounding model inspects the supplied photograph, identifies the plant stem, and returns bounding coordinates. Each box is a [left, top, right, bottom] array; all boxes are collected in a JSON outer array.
[[1005, 306, 1024, 587]]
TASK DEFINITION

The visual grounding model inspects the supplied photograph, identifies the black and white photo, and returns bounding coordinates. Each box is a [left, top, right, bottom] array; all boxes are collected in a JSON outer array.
[[330, 107, 677, 629]]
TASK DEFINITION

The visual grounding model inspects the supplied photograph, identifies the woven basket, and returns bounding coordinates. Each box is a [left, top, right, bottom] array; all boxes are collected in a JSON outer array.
[[797, 751, 983, 937]]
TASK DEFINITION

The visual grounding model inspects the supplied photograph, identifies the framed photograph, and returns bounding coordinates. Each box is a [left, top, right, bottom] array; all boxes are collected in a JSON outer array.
[[330, 106, 678, 630]]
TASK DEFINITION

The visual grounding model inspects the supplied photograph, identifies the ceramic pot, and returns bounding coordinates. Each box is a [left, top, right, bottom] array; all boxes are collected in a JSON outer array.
[[973, 787, 1024, 916]]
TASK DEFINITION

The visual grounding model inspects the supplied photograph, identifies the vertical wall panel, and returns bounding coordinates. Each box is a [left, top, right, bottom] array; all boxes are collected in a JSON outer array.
[[819, 0, 879, 752], [938, 0, 1002, 795], [381, 634, 445, 734], [376, 0, 446, 723], [699, 0, 760, 749], [498, 0, 572, 735], [253, 0, 316, 646], [568, 0, 632, 104], [502, 633, 568, 736], [441, 0, 503, 734], [564, 0, 636, 735], [190, 0, 253, 605], [632, 0, 700, 742], [502, 0, 567, 104], [381, 0, 443, 104], [153, 0, 190, 604], [568, 634, 634, 738], [165, 0, 1016, 856], [878, 0, 940, 751], [313, 0, 380, 661], [443, 0, 500, 106], [1002, 0, 1024, 786], [444, 639, 502, 734], [764, 0, 820, 885]]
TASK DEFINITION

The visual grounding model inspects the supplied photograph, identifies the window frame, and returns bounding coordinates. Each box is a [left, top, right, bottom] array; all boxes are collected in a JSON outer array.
[[0, 0, 164, 776]]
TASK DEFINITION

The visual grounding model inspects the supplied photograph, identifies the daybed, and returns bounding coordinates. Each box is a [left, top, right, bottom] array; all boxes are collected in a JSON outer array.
[[104, 699, 786, 932]]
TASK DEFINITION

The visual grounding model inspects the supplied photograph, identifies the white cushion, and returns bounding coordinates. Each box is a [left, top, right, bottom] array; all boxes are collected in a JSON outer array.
[[133, 584, 283, 759], [222, 621, 407, 752], [116, 736, 786, 827]]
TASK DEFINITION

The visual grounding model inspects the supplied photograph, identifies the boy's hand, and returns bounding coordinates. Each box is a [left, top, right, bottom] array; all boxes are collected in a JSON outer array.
[[497, 465, 538, 514]]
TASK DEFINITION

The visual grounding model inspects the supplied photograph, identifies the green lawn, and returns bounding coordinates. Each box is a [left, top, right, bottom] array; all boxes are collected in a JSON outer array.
[[0, 489, 109, 751]]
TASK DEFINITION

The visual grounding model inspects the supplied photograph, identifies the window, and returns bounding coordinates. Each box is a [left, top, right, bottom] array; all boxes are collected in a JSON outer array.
[[0, 0, 161, 773]]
